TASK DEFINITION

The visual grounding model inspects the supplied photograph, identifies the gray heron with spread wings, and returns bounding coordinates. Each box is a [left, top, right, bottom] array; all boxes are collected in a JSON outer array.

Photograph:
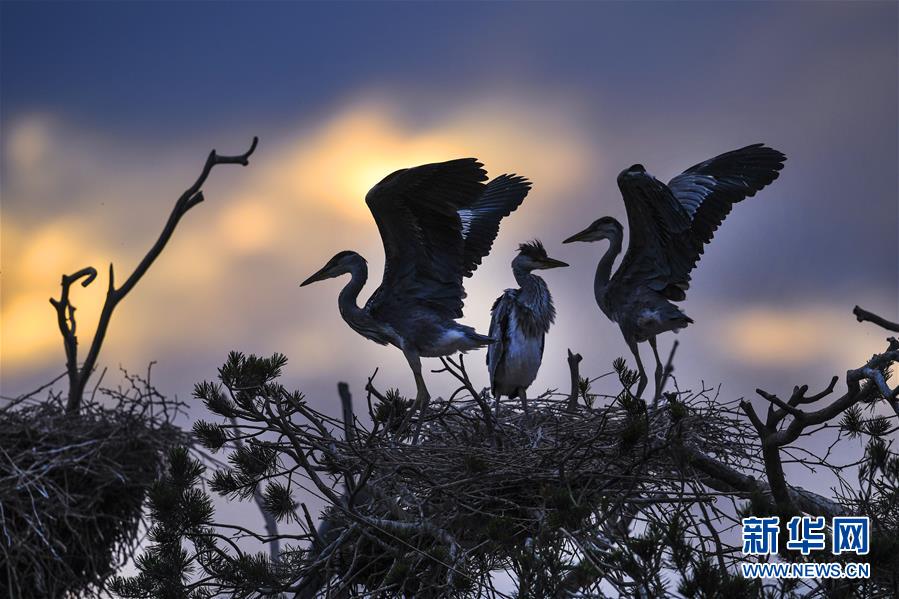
[[563, 144, 786, 399], [301, 158, 530, 424], [487, 240, 568, 414]]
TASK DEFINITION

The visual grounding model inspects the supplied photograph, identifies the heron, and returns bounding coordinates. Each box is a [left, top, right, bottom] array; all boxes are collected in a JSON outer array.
[[487, 240, 568, 414], [563, 143, 786, 399], [301, 158, 530, 428]]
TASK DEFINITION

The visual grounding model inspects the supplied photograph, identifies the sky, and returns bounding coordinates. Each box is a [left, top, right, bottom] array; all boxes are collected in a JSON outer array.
[[2, 0, 898, 557]]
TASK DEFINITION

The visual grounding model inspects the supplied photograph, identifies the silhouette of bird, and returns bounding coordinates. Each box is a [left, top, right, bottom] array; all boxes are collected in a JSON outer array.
[[563, 144, 786, 399], [301, 158, 530, 427], [487, 240, 568, 414]]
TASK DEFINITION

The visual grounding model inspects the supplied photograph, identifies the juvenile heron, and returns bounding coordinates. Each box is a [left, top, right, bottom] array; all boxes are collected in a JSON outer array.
[[487, 240, 568, 414], [563, 144, 786, 398], [301, 158, 530, 423]]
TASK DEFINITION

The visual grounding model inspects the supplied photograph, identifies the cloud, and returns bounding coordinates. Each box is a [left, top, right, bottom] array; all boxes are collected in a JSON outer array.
[[7, 116, 53, 171], [1, 215, 110, 373], [1, 91, 597, 387], [705, 304, 887, 371]]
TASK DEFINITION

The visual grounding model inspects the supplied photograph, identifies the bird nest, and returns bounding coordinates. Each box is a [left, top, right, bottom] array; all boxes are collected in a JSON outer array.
[[0, 374, 187, 598], [296, 380, 758, 596]]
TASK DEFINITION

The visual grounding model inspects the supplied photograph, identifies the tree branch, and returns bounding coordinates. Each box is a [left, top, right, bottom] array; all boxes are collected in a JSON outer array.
[[54, 137, 258, 414], [733, 337, 899, 516], [853, 305, 899, 332], [49, 267, 98, 408], [438, 355, 495, 438], [565, 349, 583, 412], [677, 445, 844, 518], [657, 339, 679, 401]]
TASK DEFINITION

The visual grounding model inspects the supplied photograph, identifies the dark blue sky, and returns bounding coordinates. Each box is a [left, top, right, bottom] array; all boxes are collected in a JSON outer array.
[[4, 2, 895, 139]]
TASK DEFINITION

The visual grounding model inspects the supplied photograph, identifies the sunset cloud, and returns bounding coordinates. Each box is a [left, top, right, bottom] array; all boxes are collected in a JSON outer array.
[[706, 304, 887, 370], [1, 92, 597, 384]]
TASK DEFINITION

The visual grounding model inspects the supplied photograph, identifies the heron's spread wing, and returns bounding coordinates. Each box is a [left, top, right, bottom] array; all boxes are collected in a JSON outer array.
[[459, 175, 531, 277], [365, 158, 488, 319], [487, 290, 516, 389], [618, 144, 785, 300], [616, 175, 695, 300], [668, 143, 786, 251]]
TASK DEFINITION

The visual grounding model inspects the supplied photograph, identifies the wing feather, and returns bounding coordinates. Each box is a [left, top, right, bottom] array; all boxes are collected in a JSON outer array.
[[365, 158, 487, 319], [487, 290, 516, 390], [615, 175, 694, 300], [669, 143, 785, 250], [459, 175, 531, 277], [615, 144, 785, 301]]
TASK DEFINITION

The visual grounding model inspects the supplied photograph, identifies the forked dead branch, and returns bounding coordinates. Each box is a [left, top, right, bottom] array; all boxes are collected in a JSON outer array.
[[50, 137, 258, 415]]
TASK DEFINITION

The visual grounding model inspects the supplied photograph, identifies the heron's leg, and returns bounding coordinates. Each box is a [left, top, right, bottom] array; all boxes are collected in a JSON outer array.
[[518, 387, 529, 416], [627, 339, 647, 399], [648, 336, 664, 402], [401, 351, 430, 441]]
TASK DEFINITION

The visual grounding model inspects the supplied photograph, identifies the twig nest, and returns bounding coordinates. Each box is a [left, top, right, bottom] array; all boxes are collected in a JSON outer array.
[[311, 390, 754, 595], [0, 391, 185, 598]]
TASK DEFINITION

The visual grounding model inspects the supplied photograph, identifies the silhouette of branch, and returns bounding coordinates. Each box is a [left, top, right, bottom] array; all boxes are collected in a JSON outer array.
[[437, 355, 495, 437], [565, 349, 583, 412], [51, 137, 259, 414], [49, 268, 98, 410], [658, 339, 678, 398], [677, 445, 844, 518], [227, 410, 281, 564], [338, 381, 361, 496], [339, 382, 356, 443], [739, 336, 899, 515], [853, 305, 899, 332]]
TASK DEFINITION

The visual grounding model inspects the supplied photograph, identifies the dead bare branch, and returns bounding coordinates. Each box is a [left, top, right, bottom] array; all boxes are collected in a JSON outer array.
[[51, 137, 259, 414], [565, 349, 583, 412], [854, 305, 899, 332]]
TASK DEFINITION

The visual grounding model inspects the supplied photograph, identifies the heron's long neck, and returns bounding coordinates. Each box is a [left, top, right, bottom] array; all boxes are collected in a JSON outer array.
[[595, 227, 623, 310], [338, 261, 368, 327], [512, 265, 555, 331], [512, 266, 541, 297]]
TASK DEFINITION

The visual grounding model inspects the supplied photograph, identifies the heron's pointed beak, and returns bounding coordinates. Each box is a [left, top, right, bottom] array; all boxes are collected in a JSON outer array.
[[300, 264, 334, 287], [563, 226, 594, 244], [538, 257, 569, 269]]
